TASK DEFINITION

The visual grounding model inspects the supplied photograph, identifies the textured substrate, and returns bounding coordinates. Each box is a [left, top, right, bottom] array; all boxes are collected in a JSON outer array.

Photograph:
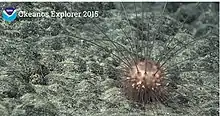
[[0, 2, 219, 116]]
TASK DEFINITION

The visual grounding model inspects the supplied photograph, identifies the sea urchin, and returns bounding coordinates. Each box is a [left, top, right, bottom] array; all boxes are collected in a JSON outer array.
[[121, 58, 167, 104], [69, 2, 218, 115]]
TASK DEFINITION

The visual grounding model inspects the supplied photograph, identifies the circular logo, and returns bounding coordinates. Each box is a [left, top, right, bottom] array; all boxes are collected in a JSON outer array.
[[2, 7, 17, 22]]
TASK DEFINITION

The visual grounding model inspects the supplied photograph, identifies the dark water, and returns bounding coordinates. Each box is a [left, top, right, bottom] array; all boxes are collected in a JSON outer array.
[[0, 2, 219, 116]]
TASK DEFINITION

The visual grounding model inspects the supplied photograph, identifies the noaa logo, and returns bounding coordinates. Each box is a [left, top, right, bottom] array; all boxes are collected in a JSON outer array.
[[2, 7, 17, 22]]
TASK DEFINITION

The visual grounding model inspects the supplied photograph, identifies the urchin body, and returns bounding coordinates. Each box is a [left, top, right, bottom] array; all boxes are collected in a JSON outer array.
[[122, 59, 167, 104]]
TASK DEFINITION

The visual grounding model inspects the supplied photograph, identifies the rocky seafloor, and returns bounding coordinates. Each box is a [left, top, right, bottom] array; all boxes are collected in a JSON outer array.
[[0, 2, 219, 116]]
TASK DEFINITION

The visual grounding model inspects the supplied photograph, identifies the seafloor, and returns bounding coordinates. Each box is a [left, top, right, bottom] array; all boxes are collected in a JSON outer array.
[[0, 2, 219, 116]]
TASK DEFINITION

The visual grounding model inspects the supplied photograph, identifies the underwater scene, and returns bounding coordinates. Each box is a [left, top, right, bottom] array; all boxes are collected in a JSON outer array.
[[0, 2, 219, 116]]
